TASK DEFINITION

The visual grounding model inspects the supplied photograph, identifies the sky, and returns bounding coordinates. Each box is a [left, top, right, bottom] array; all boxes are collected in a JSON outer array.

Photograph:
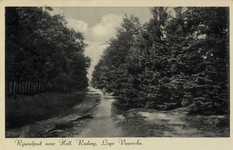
[[49, 7, 153, 81]]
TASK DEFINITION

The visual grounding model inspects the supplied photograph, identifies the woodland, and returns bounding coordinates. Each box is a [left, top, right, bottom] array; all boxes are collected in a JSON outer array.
[[92, 7, 229, 115], [5, 7, 229, 136], [5, 7, 91, 96]]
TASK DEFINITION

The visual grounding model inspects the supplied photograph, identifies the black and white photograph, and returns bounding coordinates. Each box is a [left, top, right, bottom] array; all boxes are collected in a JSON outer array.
[[4, 5, 230, 140]]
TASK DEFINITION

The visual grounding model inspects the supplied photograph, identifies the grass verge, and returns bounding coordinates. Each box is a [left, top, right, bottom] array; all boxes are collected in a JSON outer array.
[[5, 91, 86, 129]]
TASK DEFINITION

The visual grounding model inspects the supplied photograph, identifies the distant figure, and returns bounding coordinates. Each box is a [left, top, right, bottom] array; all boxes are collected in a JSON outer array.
[[102, 87, 106, 95]]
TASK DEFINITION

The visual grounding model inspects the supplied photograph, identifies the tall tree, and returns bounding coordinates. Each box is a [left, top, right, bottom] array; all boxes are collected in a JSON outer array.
[[92, 7, 229, 114], [6, 7, 90, 92]]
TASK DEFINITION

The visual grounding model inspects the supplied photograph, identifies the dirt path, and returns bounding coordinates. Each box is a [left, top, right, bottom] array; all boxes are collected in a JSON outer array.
[[6, 87, 228, 138], [6, 87, 124, 138], [6, 87, 101, 137], [73, 91, 124, 137], [50, 87, 124, 137]]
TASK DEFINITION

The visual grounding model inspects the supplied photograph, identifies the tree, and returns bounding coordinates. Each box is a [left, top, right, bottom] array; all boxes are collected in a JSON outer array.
[[92, 7, 229, 114], [6, 7, 90, 94]]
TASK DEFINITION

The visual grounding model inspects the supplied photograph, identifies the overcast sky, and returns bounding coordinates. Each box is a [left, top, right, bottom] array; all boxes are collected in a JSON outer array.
[[49, 7, 153, 80]]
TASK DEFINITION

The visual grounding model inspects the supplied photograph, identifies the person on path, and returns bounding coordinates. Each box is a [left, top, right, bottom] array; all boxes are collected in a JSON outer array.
[[102, 86, 106, 95]]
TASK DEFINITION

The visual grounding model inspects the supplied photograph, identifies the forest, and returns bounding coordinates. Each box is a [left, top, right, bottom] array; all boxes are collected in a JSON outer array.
[[5, 7, 91, 96], [92, 7, 229, 115]]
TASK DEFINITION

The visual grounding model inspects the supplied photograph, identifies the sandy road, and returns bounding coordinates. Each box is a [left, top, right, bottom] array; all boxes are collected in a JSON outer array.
[[6, 87, 227, 138], [6, 87, 124, 138]]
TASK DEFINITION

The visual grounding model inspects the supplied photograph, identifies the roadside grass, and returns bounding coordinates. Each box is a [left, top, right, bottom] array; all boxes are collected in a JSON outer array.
[[115, 104, 230, 137], [5, 91, 86, 129]]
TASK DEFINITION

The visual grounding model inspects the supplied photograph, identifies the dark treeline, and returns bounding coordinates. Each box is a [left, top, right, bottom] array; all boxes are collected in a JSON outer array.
[[92, 7, 229, 115], [6, 80, 70, 95], [6, 7, 90, 96]]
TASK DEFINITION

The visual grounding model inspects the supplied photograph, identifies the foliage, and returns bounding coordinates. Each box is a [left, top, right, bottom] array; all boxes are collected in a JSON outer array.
[[6, 7, 90, 90], [92, 7, 229, 114]]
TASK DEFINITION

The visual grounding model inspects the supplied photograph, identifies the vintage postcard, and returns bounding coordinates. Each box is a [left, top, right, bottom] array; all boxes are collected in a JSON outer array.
[[0, 0, 232, 150]]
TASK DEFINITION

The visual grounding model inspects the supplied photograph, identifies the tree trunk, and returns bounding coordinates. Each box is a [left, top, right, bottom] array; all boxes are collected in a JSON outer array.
[[28, 81, 31, 94], [25, 80, 28, 94], [18, 81, 21, 94], [39, 82, 41, 93], [32, 82, 35, 94], [13, 80, 16, 97], [36, 82, 38, 93], [49, 82, 51, 91], [46, 82, 48, 91], [22, 81, 25, 94]]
